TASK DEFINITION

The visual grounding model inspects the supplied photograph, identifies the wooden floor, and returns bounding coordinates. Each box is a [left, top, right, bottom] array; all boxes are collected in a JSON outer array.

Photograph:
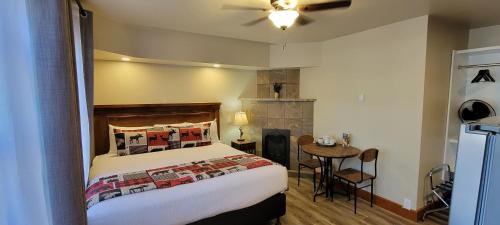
[[273, 178, 447, 225]]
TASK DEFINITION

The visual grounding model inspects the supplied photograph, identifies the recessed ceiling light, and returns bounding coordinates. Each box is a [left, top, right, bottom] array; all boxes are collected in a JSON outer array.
[[121, 57, 131, 61], [213, 64, 221, 68]]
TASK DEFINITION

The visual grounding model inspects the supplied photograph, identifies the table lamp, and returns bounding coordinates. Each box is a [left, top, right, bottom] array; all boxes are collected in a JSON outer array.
[[234, 111, 248, 141]]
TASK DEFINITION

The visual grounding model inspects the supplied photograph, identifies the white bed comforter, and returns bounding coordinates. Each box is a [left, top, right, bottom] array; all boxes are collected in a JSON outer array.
[[87, 143, 288, 225]]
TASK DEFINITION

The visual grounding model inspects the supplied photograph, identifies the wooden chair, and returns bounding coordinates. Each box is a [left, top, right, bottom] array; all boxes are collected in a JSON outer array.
[[297, 135, 320, 192], [333, 148, 379, 214]]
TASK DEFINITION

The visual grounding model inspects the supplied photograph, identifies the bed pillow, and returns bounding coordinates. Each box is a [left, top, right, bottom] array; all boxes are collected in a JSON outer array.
[[113, 127, 182, 156], [114, 129, 149, 156], [154, 119, 219, 143], [156, 126, 181, 150], [208, 119, 220, 143], [108, 125, 153, 155], [154, 122, 193, 127], [178, 122, 212, 148]]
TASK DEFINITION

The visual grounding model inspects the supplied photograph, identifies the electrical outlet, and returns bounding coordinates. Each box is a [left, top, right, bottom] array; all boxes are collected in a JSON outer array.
[[403, 198, 412, 210]]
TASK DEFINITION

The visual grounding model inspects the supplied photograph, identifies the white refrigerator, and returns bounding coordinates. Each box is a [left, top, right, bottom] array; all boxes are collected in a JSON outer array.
[[450, 116, 500, 225]]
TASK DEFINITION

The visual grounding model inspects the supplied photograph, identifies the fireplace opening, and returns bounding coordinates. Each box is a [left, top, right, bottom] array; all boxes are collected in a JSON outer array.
[[262, 129, 290, 169]]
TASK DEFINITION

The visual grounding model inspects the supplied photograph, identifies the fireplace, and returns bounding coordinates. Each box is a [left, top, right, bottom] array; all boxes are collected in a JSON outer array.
[[240, 68, 315, 171], [262, 129, 290, 169]]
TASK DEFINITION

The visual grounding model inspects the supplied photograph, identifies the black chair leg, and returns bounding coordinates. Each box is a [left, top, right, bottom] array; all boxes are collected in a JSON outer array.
[[354, 183, 357, 214], [297, 166, 301, 187], [331, 175, 335, 202], [312, 169, 316, 193], [370, 179, 374, 207], [347, 182, 351, 201]]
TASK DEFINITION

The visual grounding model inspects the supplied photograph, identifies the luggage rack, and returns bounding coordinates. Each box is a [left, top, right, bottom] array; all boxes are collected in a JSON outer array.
[[423, 164, 454, 221]]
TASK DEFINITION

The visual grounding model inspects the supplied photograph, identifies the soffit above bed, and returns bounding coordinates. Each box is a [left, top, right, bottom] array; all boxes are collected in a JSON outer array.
[[85, 0, 500, 43]]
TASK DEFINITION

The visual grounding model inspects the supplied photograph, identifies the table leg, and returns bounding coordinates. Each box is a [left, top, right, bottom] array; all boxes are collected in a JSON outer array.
[[313, 156, 334, 202], [313, 156, 325, 202], [324, 159, 329, 198], [325, 158, 333, 200]]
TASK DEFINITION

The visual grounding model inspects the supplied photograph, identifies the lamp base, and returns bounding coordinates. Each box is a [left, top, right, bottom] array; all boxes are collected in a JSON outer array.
[[238, 127, 245, 142]]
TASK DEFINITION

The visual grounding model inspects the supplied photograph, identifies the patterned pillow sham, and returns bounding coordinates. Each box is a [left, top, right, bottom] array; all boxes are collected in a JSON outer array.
[[154, 120, 218, 143], [113, 126, 182, 156], [155, 121, 213, 148], [108, 125, 153, 155]]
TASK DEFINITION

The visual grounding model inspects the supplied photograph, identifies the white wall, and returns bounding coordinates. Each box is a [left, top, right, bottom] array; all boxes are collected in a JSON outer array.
[[469, 25, 500, 48], [94, 60, 257, 145], [417, 18, 469, 208], [300, 16, 429, 210]]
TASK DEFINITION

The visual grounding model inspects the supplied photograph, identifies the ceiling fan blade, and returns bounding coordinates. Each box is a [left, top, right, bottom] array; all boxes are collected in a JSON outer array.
[[296, 15, 314, 26], [242, 17, 269, 26], [222, 4, 268, 11], [298, 0, 351, 12]]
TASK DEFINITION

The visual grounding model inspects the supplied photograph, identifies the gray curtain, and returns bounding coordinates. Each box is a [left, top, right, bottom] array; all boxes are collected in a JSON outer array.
[[81, 10, 93, 136], [79, 8, 94, 181], [26, 0, 87, 224]]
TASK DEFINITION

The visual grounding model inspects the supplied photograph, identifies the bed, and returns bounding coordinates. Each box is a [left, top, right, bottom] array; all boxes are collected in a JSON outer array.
[[89, 103, 288, 225]]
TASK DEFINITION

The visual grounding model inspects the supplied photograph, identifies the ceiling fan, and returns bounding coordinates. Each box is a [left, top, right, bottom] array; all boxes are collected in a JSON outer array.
[[222, 0, 352, 30]]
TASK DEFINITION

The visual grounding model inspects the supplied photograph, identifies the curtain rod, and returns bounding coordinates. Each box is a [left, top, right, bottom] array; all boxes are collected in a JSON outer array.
[[458, 62, 500, 70], [75, 0, 87, 17]]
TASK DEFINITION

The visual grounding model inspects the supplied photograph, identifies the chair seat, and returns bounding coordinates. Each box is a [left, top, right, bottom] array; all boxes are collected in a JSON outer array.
[[334, 168, 374, 183], [298, 159, 321, 169]]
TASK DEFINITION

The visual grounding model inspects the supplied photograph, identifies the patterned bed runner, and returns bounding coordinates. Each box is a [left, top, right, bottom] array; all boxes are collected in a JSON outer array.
[[85, 154, 275, 209]]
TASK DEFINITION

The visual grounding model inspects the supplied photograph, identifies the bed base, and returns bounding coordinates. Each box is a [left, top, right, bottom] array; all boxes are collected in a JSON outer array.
[[188, 193, 286, 225]]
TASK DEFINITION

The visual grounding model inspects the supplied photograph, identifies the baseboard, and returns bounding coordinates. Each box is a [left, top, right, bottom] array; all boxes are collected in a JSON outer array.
[[314, 173, 426, 222], [354, 188, 422, 221]]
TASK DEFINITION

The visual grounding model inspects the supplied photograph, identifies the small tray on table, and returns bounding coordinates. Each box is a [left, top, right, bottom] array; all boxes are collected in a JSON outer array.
[[315, 142, 337, 147]]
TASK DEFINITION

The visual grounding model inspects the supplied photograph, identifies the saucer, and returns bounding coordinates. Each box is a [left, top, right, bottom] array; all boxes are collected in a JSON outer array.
[[316, 142, 337, 147]]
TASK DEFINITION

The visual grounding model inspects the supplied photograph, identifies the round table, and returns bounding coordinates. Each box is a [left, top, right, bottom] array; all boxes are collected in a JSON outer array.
[[302, 143, 361, 201]]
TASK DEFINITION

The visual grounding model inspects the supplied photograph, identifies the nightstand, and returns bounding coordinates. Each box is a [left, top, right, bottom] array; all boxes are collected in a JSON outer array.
[[231, 140, 256, 154]]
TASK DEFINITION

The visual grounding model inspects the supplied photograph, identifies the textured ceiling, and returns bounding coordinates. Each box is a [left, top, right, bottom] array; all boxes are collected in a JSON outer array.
[[86, 0, 500, 43]]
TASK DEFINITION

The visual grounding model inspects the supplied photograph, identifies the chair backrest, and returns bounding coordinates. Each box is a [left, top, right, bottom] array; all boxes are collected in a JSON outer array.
[[298, 135, 314, 146], [297, 135, 314, 160], [360, 148, 379, 179], [359, 148, 378, 162]]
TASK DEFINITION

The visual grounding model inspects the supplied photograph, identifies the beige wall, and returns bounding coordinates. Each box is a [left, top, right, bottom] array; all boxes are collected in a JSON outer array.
[[469, 25, 500, 48], [417, 18, 469, 208], [269, 42, 322, 68], [300, 16, 429, 210], [93, 15, 270, 67], [94, 60, 257, 144]]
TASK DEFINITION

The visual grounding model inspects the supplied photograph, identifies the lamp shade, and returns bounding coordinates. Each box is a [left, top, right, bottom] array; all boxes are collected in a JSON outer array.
[[234, 111, 248, 126]]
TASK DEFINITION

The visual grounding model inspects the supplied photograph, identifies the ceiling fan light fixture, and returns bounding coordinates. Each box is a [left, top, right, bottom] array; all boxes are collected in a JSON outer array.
[[268, 10, 299, 30], [275, 0, 298, 9]]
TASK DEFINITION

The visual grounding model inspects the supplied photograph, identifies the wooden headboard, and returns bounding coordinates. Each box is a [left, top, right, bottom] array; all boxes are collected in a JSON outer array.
[[94, 103, 221, 156]]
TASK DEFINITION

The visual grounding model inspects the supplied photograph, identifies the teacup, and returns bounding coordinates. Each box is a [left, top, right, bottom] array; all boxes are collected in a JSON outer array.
[[323, 136, 332, 144]]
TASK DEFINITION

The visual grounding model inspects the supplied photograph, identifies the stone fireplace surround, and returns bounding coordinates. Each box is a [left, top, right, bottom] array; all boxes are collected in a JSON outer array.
[[241, 69, 315, 172]]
